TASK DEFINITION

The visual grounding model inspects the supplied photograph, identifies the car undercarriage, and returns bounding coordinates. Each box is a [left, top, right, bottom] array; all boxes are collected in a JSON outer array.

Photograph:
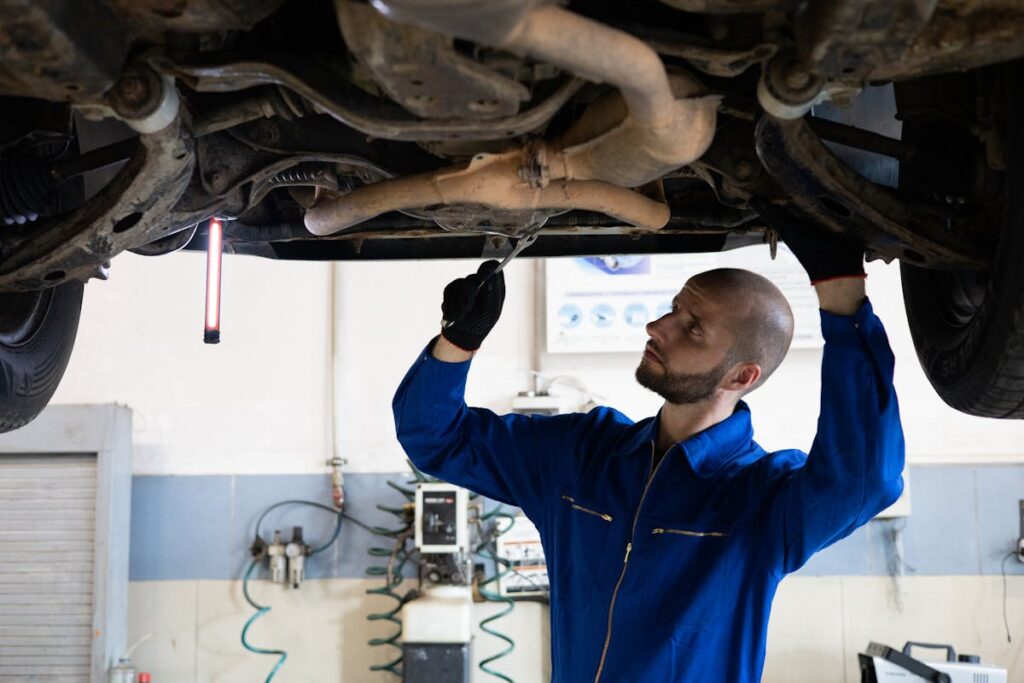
[[2, 0, 1024, 427]]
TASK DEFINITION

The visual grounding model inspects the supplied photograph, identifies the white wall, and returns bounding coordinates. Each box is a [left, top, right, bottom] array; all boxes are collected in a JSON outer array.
[[55, 246, 1024, 477], [52, 251, 334, 474]]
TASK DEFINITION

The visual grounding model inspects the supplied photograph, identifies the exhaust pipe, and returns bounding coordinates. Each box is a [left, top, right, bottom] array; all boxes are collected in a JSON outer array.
[[303, 148, 671, 235], [306, 1, 718, 235]]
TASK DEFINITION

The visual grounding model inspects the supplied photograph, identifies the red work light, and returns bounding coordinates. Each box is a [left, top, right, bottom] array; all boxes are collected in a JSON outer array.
[[204, 218, 223, 344]]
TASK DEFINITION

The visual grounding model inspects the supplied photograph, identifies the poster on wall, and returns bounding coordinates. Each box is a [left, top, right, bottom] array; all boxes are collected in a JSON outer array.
[[545, 245, 823, 354]]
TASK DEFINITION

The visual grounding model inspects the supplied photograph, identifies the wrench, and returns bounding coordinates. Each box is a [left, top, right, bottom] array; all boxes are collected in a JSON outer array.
[[442, 233, 539, 328]]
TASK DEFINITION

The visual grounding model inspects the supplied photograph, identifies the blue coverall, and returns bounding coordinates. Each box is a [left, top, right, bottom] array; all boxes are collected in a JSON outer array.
[[393, 300, 905, 682]]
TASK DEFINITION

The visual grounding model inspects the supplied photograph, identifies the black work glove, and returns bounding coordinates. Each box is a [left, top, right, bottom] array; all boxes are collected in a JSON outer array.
[[440, 260, 505, 352], [757, 203, 865, 284]]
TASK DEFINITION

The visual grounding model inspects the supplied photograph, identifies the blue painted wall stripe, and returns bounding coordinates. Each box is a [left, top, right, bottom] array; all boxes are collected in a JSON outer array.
[[129, 465, 1024, 581]]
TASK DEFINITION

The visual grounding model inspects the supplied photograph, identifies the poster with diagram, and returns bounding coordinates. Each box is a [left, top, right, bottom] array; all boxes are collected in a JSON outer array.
[[545, 244, 823, 354]]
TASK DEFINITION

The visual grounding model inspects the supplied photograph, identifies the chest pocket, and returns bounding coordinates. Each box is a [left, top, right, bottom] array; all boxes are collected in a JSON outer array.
[[644, 517, 738, 631], [558, 493, 618, 586]]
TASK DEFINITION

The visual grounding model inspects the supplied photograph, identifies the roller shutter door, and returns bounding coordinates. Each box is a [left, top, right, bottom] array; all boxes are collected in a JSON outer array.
[[0, 454, 97, 681]]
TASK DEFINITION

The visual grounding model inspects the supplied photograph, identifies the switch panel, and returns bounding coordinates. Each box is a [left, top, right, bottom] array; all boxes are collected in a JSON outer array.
[[415, 483, 468, 553]]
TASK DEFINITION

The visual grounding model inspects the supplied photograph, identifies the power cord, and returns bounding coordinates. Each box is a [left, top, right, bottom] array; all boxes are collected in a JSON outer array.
[[1001, 550, 1016, 643]]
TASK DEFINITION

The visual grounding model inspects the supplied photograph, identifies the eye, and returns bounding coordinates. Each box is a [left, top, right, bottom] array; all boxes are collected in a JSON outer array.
[[688, 320, 703, 336]]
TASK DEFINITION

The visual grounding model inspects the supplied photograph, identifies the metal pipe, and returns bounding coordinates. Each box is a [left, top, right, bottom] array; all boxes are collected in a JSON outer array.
[[306, 1, 718, 235], [304, 150, 670, 235], [503, 5, 676, 125]]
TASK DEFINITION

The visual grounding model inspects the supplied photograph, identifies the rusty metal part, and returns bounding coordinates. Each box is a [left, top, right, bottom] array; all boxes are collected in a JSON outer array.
[[337, 1, 530, 120], [193, 132, 391, 217], [0, 120, 198, 291], [754, 115, 987, 269], [871, 0, 1024, 81], [102, 0, 285, 36], [108, 63, 164, 119], [0, 0, 128, 101], [103, 62, 181, 134], [756, 51, 827, 119], [370, 1, 719, 186], [400, 204, 568, 235], [130, 222, 198, 256], [192, 88, 310, 137], [796, 0, 938, 83], [368, 0, 541, 46], [303, 0, 718, 235], [657, 0, 793, 12], [647, 39, 776, 78], [304, 150, 671, 235], [160, 58, 584, 142]]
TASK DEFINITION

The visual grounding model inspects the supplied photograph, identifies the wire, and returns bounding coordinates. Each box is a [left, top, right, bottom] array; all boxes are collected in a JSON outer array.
[[475, 506, 517, 683], [1002, 551, 1016, 643], [241, 559, 288, 682]]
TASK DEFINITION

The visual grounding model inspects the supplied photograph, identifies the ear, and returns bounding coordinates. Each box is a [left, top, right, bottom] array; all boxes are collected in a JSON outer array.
[[724, 362, 761, 392]]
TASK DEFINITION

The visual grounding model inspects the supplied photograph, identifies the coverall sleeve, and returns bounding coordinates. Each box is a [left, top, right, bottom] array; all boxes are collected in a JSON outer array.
[[392, 339, 578, 523], [766, 299, 905, 575]]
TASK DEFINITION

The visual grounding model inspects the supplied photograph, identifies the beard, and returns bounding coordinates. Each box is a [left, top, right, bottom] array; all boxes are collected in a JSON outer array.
[[635, 355, 730, 405]]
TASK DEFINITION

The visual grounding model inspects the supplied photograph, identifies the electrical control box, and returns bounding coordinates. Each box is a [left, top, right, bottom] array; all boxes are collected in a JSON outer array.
[[415, 483, 468, 553]]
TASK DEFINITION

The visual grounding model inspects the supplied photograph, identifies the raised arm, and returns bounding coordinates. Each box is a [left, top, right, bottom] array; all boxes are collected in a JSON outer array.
[[762, 216, 905, 574], [392, 262, 575, 525]]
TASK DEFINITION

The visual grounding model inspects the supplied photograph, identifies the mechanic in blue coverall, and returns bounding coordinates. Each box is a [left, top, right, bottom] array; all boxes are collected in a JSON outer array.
[[393, 222, 905, 683]]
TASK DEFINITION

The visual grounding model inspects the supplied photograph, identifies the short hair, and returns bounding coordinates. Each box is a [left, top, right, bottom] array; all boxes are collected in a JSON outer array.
[[689, 268, 795, 393]]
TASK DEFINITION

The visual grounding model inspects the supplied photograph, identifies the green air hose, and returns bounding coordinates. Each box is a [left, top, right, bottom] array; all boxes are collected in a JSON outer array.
[[365, 475, 418, 677], [241, 558, 288, 683], [240, 500, 345, 682], [475, 506, 517, 683]]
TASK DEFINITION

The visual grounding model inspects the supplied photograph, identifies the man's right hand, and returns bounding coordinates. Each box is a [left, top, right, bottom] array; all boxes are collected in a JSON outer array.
[[438, 260, 505, 353]]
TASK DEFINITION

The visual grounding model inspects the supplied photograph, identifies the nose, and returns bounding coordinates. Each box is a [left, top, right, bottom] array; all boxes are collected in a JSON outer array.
[[646, 313, 667, 340]]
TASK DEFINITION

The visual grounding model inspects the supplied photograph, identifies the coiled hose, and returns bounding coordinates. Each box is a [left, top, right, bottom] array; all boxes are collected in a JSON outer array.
[[364, 466, 442, 677], [365, 478, 418, 677], [241, 500, 345, 682], [475, 506, 517, 682]]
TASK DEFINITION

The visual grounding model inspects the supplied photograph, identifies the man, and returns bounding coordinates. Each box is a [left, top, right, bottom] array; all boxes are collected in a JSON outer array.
[[392, 225, 904, 682]]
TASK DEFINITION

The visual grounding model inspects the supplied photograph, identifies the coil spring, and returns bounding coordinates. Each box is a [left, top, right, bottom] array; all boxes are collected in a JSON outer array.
[[268, 164, 333, 186], [365, 476, 420, 677], [0, 154, 55, 226], [476, 506, 517, 682]]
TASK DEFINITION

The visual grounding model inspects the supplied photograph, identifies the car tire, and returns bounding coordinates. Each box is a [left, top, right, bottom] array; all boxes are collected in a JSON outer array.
[[899, 63, 1024, 418], [0, 281, 84, 432]]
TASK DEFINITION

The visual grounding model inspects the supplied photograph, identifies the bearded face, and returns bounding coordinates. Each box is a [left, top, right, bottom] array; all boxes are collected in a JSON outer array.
[[635, 352, 732, 405]]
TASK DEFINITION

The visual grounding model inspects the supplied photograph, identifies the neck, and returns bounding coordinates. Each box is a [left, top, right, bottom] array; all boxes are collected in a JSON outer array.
[[655, 396, 737, 455]]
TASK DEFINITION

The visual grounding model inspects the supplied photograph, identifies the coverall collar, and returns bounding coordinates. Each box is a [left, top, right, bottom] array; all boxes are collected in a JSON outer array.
[[620, 401, 757, 478]]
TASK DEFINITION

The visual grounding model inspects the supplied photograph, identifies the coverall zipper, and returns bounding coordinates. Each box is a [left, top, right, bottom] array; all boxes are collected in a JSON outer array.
[[593, 441, 668, 683]]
